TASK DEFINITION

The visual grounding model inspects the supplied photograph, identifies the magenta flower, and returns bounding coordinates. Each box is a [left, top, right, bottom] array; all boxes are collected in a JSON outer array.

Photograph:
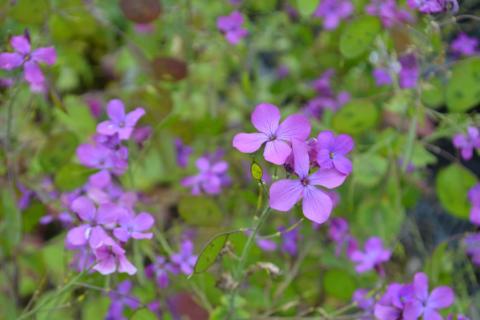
[[181, 156, 229, 195], [97, 99, 145, 140], [93, 237, 137, 275], [451, 33, 478, 57], [403, 272, 455, 320], [233, 103, 311, 165], [366, 0, 413, 28], [0, 33, 56, 92], [174, 138, 192, 168], [408, 0, 458, 13], [113, 211, 154, 242], [468, 184, 480, 225], [453, 127, 480, 161], [374, 283, 412, 320], [465, 233, 480, 266], [315, 131, 354, 175], [170, 239, 197, 275], [373, 68, 393, 86], [217, 11, 248, 45], [350, 237, 391, 273], [146, 256, 174, 288], [106, 280, 140, 320], [313, 0, 353, 30], [399, 54, 419, 89], [279, 225, 301, 256], [269, 140, 347, 224]]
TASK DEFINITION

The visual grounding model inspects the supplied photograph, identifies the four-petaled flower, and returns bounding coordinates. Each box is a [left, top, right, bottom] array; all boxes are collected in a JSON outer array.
[[93, 237, 137, 275], [233, 103, 311, 165], [451, 33, 478, 57], [97, 99, 145, 140], [350, 237, 391, 273], [313, 0, 353, 30], [170, 239, 197, 275], [315, 131, 354, 175], [217, 11, 248, 45], [113, 211, 154, 242], [453, 127, 480, 160]]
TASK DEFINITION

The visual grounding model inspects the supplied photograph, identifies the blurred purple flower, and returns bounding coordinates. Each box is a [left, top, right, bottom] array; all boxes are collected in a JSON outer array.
[[403, 272, 455, 319], [106, 280, 140, 320], [181, 155, 229, 195], [217, 11, 248, 45], [465, 233, 480, 266], [448, 314, 471, 320], [373, 68, 393, 86], [279, 225, 301, 256], [353, 288, 375, 320], [175, 138, 193, 168], [146, 256, 174, 288], [131, 126, 152, 147], [84, 95, 103, 118], [366, 0, 413, 28], [134, 23, 154, 34], [451, 33, 478, 57], [269, 140, 347, 224], [233, 103, 311, 165], [256, 238, 277, 252], [171, 239, 197, 275], [97, 99, 145, 140], [93, 237, 137, 275], [313, 0, 353, 30], [350, 237, 391, 273], [408, 0, 458, 13], [17, 183, 35, 210], [453, 127, 480, 161], [113, 211, 154, 242], [0, 33, 56, 92], [315, 131, 354, 175], [468, 184, 480, 225], [328, 217, 358, 257], [399, 54, 419, 89], [374, 283, 412, 320]]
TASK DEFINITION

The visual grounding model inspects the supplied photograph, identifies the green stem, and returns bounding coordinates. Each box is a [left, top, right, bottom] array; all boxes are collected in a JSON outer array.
[[227, 205, 271, 319]]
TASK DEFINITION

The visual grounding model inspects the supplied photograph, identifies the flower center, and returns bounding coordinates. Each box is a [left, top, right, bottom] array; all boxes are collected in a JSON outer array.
[[268, 134, 277, 141], [329, 152, 335, 159], [119, 121, 126, 128], [301, 177, 309, 186]]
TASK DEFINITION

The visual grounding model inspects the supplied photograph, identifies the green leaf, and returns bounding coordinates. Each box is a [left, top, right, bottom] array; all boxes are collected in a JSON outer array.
[[194, 230, 242, 273], [421, 78, 445, 109], [82, 296, 110, 320], [250, 162, 263, 181], [1, 189, 22, 254], [353, 154, 388, 187], [323, 269, 356, 301], [38, 132, 78, 173], [332, 100, 379, 135], [130, 309, 158, 320], [55, 96, 96, 139], [54, 163, 95, 192], [340, 16, 381, 59], [436, 164, 477, 219], [446, 57, 480, 112], [296, 0, 318, 17], [178, 196, 222, 227], [425, 242, 453, 286], [9, 0, 50, 25]]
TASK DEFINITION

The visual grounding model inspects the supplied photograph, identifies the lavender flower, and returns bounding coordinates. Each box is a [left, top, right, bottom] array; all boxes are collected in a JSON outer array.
[[453, 127, 480, 161], [373, 68, 393, 86], [315, 131, 354, 175], [350, 237, 391, 273], [374, 283, 412, 319], [328, 217, 358, 257], [408, 0, 458, 13], [465, 233, 480, 266], [106, 280, 140, 320], [146, 256, 174, 288], [233, 103, 311, 165], [113, 211, 154, 242], [97, 99, 145, 140], [353, 289, 375, 320], [366, 0, 413, 28], [93, 237, 137, 275], [313, 0, 354, 30], [399, 54, 419, 89], [468, 184, 480, 225], [181, 155, 229, 195], [174, 138, 192, 168], [170, 239, 197, 275], [451, 33, 478, 57], [0, 33, 56, 92], [217, 11, 248, 45], [279, 225, 301, 256]]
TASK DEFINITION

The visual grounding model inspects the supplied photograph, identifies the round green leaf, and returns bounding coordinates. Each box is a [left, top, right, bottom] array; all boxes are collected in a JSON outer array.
[[446, 57, 480, 112], [323, 269, 356, 301], [435, 164, 477, 218], [340, 16, 381, 59], [178, 196, 222, 227], [333, 100, 379, 135]]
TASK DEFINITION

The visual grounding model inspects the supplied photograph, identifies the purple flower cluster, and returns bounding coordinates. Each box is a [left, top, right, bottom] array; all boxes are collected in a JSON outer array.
[[374, 272, 454, 320], [372, 53, 419, 89], [407, 0, 459, 13], [351, 237, 391, 274], [181, 150, 230, 195], [366, 0, 413, 28], [0, 32, 56, 92], [451, 33, 478, 57], [217, 11, 248, 45], [304, 70, 350, 119], [65, 99, 154, 275], [313, 0, 353, 30], [106, 280, 140, 320], [327, 217, 357, 258], [453, 127, 480, 161], [233, 103, 354, 224], [146, 239, 198, 288]]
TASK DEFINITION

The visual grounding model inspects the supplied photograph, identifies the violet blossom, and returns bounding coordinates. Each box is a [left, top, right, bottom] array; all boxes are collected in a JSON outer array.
[[313, 0, 353, 30], [315, 131, 354, 175], [233, 103, 311, 165], [113, 211, 154, 242], [366, 0, 413, 28], [170, 239, 197, 275], [468, 184, 480, 225], [269, 140, 347, 224], [93, 237, 137, 275], [350, 237, 391, 274], [353, 288, 375, 320], [408, 0, 459, 13], [451, 33, 478, 57], [181, 154, 229, 195], [217, 11, 248, 45], [279, 225, 301, 256], [97, 99, 145, 140], [328, 217, 358, 257], [374, 283, 413, 320], [106, 280, 140, 320], [373, 68, 393, 86], [146, 256, 175, 288], [399, 53, 419, 89], [174, 138, 192, 168], [0, 33, 56, 92], [453, 127, 480, 161]]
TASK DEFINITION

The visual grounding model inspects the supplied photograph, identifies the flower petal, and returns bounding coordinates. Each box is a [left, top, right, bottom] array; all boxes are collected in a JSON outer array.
[[269, 179, 303, 212], [316, 131, 335, 149], [403, 300, 424, 320], [24, 61, 45, 86], [263, 140, 292, 165], [333, 155, 352, 175], [66, 224, 90, 247], [232, 133, 267, 153], [276, 114, 311, 141], [0, 52, 23, 70], [302, 186, 332, 224], [71, 196, 96, 222], [374, 304, 402, 320], [10, 35, 30, 54], [413, 272, 429, 301], [106, 99, 126, 124], [292, 139, 310, 178], [427, 286, 454, 309], [309, 169, 347, 189], [31, 47, 56, 65], [125, 107, 145, 127], [333, 134, 355, 154], [251, 103, 280, 135], [133, 212, 154, 232], [423, 308, 443, 320], [118, 255, 137, 275]]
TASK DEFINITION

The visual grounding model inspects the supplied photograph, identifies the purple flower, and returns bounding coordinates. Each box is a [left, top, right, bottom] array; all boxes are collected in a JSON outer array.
[[70, 246, 96, 272], [17, 183, 35, 210], [465, 233, 480, 266], [350, 237, 391, 273], [328, 217, 358, 257], [448, 314, 471, 320], [131, 126, 152, 147], [233, 103, 311, 165], [468, 184, 480, 225], [269, 140, 347, 224], [97, 99, 145, 140], [279, 225, 301, 256], [217, 11, 248, 45], [403, 272, 455, 319], [0, 33, 56, 92], [315, 131, 354, 175], [408, 0, 458, 13], [451, 33, 478, 57], [146, 256, 174, 288], [453, 127, 480, 161], [255, 238, 277, 252], [174, 138, 192, 168], [313, 0, 354, 30], [353, 289, 375, 320], [76, 142, 127, 176], [399, 54, 419, 89], [113, 211, 154, 242], [373, 68, 393, 86], [170, 239, 197, 275], [366, 0, 413, 28], [374, 283, 412, 320], [181, 155, 229, 195], [93, 237, 137, 275], [106, 280, 140, 320]]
